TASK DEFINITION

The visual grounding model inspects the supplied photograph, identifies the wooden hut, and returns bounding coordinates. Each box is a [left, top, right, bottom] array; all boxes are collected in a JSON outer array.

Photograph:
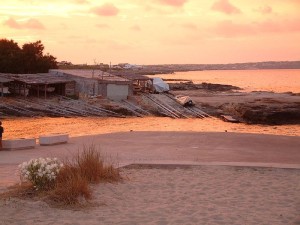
[[50, 69, 132, 101], [0, 75, 13, 97], [3, 73, 75, 98]]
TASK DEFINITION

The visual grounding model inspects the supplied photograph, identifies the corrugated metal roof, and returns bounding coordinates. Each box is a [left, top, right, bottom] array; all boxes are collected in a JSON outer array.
[[0, 74, 13, 83], [0, 77, 13, 83], [5, 73, 74, 84], [50, 69, 130, 83]]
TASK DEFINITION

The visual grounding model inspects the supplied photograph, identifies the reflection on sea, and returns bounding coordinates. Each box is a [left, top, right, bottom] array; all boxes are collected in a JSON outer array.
[[157, 69, 300, 93]]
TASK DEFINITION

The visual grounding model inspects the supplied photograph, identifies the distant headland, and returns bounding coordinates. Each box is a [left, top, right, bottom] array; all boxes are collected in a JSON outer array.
[[59, 61, 300, 76]]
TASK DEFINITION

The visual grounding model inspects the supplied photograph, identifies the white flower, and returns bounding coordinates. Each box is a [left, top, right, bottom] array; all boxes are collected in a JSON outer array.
[[18, 157, 64, 189]]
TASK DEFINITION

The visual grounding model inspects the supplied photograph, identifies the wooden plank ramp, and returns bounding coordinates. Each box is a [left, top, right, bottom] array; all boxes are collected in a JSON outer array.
[[122, 100, 152, 116], [163, 93, 210, 118], [142, 94, 181, 118]]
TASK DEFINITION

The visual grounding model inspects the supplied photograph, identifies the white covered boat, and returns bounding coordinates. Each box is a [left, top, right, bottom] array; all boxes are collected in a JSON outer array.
[[175, 95, 194, 107]]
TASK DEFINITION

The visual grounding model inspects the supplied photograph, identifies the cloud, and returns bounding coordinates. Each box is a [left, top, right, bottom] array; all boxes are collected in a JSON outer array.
[[256, 19, 300, 33], [25, 18, 45, 29], [156, 0, 188, 7], [90, 3, 119, 16], [213, 20, 254, 37], [130, 25, 141, 31], [73, 0, 89, 4], [211, 0, 241, 14], [212, 19, 300, 38], [181, 23, 197, 30], [254, 5, 272, 14], [95, 23, 110, 29], [3, 18, 21, 29], [4, 18, 45, 30]]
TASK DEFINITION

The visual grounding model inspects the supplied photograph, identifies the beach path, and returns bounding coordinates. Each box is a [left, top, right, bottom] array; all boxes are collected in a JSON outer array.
[[0, 131, 299, 188]]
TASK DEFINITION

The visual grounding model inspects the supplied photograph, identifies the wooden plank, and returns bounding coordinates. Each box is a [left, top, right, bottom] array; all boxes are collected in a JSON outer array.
[[143, 94, 179, 118]]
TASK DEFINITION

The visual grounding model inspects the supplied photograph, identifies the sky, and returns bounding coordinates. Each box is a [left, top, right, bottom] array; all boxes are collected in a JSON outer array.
[[1, 0, 300, 65]]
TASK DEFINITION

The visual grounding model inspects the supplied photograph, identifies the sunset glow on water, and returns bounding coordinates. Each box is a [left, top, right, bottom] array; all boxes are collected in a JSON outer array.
[[158, 69, 300, 93]]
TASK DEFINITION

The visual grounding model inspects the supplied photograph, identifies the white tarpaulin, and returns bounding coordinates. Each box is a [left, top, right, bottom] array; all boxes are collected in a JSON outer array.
[[152, 77, 169, 93]]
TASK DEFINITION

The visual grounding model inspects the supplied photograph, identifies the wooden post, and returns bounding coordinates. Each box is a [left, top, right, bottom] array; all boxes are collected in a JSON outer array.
[[1, 83, 3, 97], [44, 84, 47, 99], [24, 84, 26, 99]]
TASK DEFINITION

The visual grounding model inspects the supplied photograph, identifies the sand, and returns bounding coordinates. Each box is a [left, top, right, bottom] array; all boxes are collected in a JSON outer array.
[[1, 165, 300, 225], [2, 117, 300, 140], [0, 131, 300, 224]]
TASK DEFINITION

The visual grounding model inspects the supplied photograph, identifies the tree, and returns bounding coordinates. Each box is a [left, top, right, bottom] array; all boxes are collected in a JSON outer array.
[[0, 39, 58, 73], [0, 39, 22, 73]]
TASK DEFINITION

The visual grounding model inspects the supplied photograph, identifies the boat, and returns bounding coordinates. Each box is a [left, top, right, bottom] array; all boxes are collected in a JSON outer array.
[[175, 95, 194, 107], [220, 115, 239, 123]]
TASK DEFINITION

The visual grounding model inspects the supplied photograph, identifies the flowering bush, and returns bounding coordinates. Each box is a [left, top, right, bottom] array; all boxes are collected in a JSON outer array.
[[18, 157, 64, 190]]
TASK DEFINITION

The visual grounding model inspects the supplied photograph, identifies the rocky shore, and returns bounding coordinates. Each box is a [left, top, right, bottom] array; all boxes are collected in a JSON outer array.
[[169, 80, 300, 125]]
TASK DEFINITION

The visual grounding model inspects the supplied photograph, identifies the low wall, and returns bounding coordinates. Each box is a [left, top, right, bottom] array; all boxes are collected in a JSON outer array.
[[39, 134, 69, 146], [2, 138, 36, 150]]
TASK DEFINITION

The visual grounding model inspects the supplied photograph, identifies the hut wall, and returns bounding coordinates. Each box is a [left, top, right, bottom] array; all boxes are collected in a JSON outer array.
[[65, 82, 76, 96], [98, 83, 108, 97], [106, 83, 129, 101], [54, 73, 99, 97]]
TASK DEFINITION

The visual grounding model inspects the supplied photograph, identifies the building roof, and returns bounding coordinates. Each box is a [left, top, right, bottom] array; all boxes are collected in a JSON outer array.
[[0, 76, 13, 83], [50, 69, 131, 84], [2, 73, 74, 85]]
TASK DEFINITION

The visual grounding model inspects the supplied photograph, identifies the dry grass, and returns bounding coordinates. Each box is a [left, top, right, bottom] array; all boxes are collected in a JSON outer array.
[[1, 144, 122, 207], [74, 144, 122, 183], [0, 182, 35, 200], [48, 165, 91, 206]]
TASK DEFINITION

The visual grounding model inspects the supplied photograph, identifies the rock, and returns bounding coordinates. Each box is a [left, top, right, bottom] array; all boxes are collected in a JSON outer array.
[[224, 103, 300, 125], [168, 81, 241, 92]]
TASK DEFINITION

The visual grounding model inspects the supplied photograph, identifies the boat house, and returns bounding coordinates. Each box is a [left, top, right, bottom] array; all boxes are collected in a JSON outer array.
[[0, 75, 13, 97], [50, 69, 132, 101], [0, 73, 75, 98]]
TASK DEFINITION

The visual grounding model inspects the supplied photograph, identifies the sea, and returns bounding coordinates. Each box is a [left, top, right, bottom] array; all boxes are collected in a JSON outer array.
[[3, 69, 300, 139], [158, 69, 300, 93]]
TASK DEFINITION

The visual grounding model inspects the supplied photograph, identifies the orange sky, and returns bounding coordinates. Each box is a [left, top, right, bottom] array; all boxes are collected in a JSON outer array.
[[1, 0, 300, 64]]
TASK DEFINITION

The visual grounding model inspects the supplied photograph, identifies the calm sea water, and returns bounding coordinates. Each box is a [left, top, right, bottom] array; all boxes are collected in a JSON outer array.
[[158, 69, 300, 93]]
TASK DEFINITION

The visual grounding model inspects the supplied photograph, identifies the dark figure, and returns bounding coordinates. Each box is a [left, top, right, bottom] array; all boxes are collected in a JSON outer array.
[[0, 121, 3, 150]]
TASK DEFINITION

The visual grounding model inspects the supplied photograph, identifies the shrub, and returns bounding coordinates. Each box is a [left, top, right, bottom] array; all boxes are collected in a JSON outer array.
[[18, 157, 63, 190], [49, 165, 91, 205], [74, 144, 122, 184], [11, 145, 122, 207]]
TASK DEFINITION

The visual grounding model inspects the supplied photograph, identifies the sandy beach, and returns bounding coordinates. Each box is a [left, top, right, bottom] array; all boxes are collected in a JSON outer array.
[[0, 131, 300, 225], [1, 165, 300, 225]]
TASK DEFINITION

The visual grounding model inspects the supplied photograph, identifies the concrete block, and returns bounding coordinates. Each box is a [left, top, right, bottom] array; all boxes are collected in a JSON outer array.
[[2, 138, 36, 150], [39, 134, 69, 146]]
